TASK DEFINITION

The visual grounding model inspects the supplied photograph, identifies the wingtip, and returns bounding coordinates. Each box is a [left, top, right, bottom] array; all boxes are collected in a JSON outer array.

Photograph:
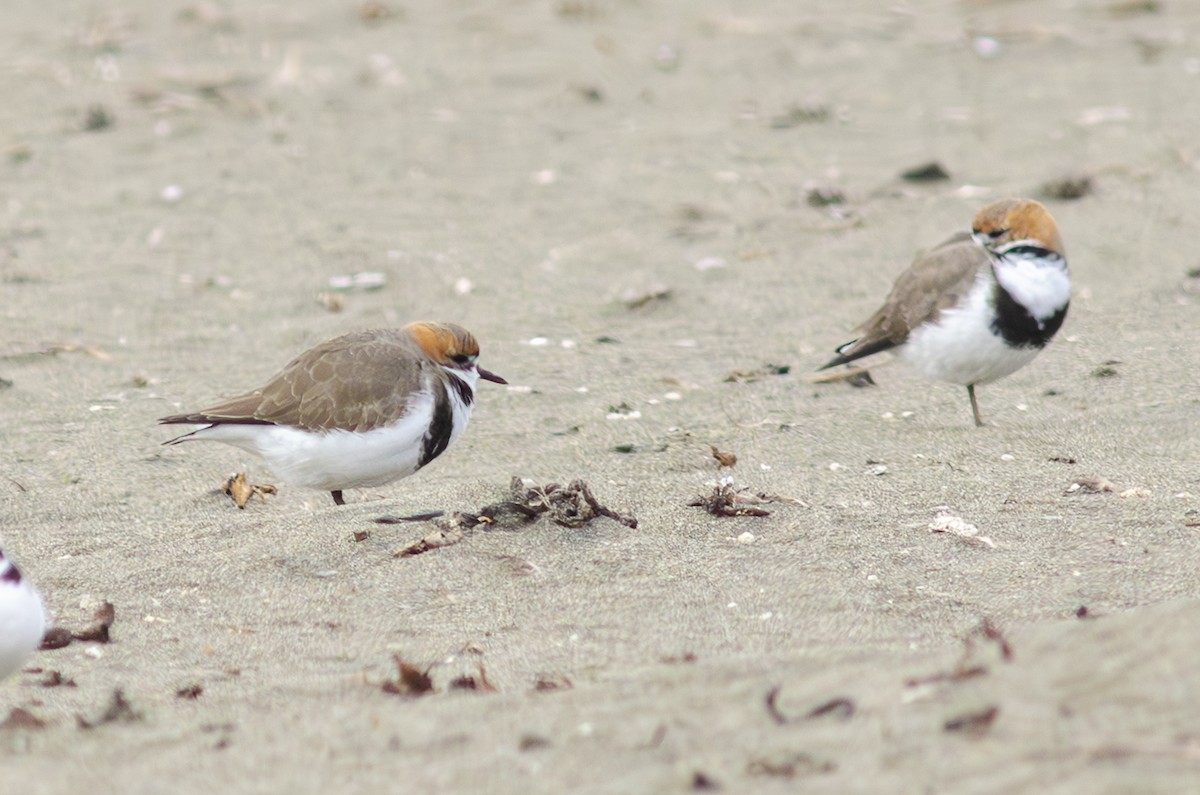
[[817, 355, 847, 372], [819, 337, 898, 371], [160, 430, 191, 446], [817, 339, 860, 371], [158, 414, 204, 445]]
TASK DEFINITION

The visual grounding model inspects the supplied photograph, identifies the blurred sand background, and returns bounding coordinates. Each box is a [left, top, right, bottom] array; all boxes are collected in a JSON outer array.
[[2, 0, 1199, 792]]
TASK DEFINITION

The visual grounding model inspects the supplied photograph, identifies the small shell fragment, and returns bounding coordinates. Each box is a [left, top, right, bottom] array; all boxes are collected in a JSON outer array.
[[1119, 488, 1152, 499], [928, 511, 995, 548], [328, 271, 387, 291]]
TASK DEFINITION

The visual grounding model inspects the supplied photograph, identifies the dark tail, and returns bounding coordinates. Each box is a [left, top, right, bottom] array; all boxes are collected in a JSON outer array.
[[158, 411, 272, 445], [161, 427, 203, 446], [159, 413, 221, 446], [818, 337, 897, 370]]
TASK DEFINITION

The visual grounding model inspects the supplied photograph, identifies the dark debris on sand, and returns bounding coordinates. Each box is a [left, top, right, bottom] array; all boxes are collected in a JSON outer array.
[[380, 650, 498, 697], [906, 617, 1013, 689], [39, 601, 116, 650], [0, 708, 48, 731], [380, 654, 435, 697], [77, 689, 143, 729], [689, 478, 808, 517], [765, 685, 856, 726], [379, 477, 637, 558]]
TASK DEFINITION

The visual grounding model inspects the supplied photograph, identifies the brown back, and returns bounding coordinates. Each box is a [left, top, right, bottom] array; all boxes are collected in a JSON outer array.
[[836, 232, 987, 362], [160, 329, 434, 433]]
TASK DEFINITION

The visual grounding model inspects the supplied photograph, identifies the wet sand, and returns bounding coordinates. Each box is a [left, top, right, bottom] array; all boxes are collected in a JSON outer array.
[[2, 1, 1199, 792]]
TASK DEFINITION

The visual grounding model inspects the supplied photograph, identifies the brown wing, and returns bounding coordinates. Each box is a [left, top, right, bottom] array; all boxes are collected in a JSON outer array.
[[821, 232, 986, 368], [159, 329, 432, 433]]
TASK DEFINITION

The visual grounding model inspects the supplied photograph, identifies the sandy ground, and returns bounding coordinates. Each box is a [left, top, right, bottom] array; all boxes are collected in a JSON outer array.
[[2, 1, 1200, 792]]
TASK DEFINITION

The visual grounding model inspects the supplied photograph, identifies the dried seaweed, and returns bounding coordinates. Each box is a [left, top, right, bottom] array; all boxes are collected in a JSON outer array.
[[380, 655, 434, 697], [384, 478, 637, 557], [689, 478, 808, 517], [710, 445, 737, 468]]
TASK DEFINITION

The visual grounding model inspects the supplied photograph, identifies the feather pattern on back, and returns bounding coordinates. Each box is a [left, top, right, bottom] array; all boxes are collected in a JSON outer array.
[[821, 232, 985, 368], [159, 328, 442, 434]]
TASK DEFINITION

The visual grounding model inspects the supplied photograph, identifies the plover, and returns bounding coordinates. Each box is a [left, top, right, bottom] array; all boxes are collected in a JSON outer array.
[[820, 198, 1069, 426], [160, 322, 507, 505], [0, 547, 45, 681]]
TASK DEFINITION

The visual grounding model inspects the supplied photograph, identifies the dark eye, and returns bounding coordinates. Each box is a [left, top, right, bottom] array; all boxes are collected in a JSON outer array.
[[987, 229, 1006, 239], [450, 353, 472, 366]]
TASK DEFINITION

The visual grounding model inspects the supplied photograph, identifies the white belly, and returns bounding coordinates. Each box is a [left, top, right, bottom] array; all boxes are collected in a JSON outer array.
[[901, 275, 1042, 386], [0, 578, 45, 681]]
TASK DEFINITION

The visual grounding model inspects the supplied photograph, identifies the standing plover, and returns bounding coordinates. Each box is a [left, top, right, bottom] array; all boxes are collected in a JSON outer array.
[[820, 198, 1069, 426], [161, 322, 507, 504]]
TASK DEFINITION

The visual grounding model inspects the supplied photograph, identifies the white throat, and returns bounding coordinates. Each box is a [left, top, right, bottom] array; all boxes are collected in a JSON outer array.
[[991, 249, 1070, 323], [444, 366, 480, 390]]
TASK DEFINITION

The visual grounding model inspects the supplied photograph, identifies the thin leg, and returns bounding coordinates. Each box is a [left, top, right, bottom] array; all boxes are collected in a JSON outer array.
[[967, 385, 984, 427], [331, 490, 345, 506]]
